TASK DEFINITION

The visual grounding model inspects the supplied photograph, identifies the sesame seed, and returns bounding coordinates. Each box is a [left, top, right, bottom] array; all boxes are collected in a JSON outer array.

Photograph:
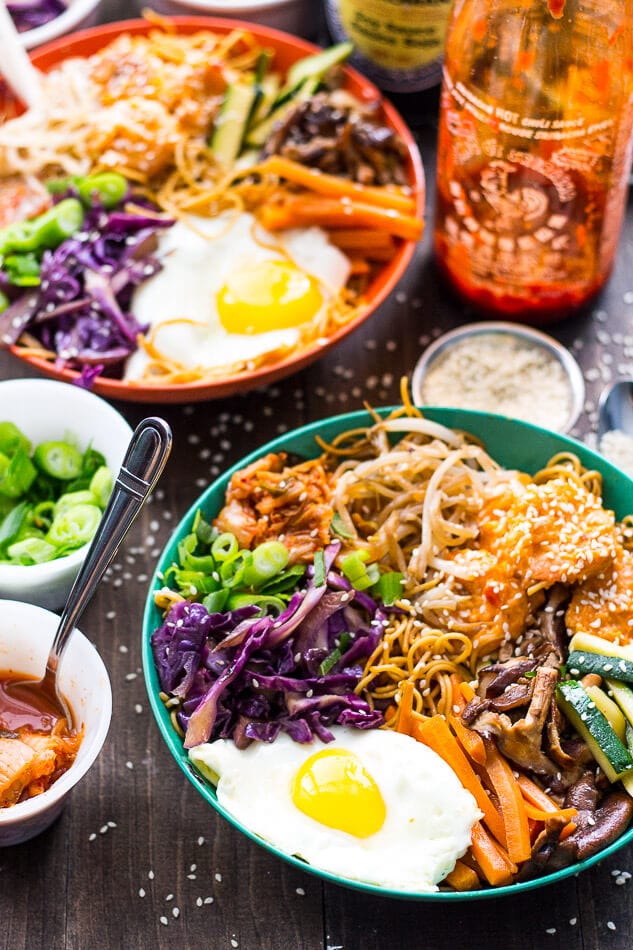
[[139, 888, 145, 898], [159, 916, 168, 926], [607, 921, 616, 931], [215, 872, 222, 882]]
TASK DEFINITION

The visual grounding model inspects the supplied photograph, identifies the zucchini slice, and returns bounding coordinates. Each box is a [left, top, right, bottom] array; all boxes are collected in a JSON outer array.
[[557, 680, 633, 782], [211, 79, 259, 167], [585, 684, 627, 741], [568, 632, 633, 662], [567, 650, 633, 684]]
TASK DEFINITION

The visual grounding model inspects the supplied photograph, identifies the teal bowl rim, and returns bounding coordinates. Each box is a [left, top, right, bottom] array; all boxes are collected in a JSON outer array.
[[142, 407, 633, 901]]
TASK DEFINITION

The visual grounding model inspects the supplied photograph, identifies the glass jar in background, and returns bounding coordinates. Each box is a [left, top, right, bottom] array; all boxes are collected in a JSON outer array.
[[324, 0, 452, 93], [433, 0, 633, 324]]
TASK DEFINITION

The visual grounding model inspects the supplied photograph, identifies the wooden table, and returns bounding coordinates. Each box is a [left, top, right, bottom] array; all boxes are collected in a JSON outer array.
[[2, 6, 633, 949]]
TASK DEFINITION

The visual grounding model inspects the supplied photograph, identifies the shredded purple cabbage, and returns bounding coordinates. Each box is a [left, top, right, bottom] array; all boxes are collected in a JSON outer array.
[[7, 0, 66, 32], [0, 198, 173, 378], [151, 543, 385, 750]]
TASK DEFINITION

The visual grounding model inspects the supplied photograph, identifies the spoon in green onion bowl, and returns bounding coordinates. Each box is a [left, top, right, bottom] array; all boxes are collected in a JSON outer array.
[[4, 416, 172, 729]]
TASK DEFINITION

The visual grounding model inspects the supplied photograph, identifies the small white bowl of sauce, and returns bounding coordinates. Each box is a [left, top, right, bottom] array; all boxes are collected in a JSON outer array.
[[0, 599, 111, 846]]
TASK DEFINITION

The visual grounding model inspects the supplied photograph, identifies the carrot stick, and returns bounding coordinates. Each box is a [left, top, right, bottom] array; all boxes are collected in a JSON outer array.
[[470, 822, 517, 887], [523, 802, 577, 823], [460, 681, 476, 703], [449, 715, 487, 767], [482, 742, 532, 864], [327, 228, 398, 251], [517, 774, 577, 820], [348, 257, 371, 275], [258, 154, 418, 213], [559, 821, 577, 841], [415, 716, 506, 845], [444, 859, 481, 891], [396, 680, 416, 735], [258, 197, 423, 242]]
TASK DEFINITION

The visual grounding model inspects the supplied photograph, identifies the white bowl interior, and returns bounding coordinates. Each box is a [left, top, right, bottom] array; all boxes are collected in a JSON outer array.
[[0, 378, 132, 609], [19, 0, 104, 49], [0, 599, 112, 845]]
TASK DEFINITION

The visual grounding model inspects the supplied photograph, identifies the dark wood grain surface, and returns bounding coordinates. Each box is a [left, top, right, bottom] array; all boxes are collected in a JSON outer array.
[[2, 4, 633, 948]]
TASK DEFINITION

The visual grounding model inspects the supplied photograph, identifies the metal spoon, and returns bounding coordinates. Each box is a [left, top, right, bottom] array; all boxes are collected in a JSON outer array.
[[597, 379, 633, 441], [8, 416, 172, 727], [0, 1, 43, 110]]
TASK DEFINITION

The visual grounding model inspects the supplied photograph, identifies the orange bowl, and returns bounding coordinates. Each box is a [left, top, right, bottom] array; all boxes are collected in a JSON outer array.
[[4, 16, 424, 403]]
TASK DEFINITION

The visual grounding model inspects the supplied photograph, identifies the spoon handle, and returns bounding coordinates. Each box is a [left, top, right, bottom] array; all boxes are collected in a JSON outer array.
[[0, 2, 43, 110], [47, 416, 173, 674]]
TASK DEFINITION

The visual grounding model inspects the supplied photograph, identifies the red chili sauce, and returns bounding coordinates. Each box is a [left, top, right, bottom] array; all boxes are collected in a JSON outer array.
[[0, 671, 82, 808]]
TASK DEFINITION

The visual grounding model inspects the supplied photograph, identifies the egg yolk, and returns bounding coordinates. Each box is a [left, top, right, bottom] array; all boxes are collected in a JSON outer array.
[[217, 259, 323, 334], [291, 748, 386, 839]]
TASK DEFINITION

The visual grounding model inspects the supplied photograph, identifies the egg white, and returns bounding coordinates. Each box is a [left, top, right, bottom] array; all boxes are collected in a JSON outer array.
[[189, 726, 480, 892], [124, 212, 350, 380]]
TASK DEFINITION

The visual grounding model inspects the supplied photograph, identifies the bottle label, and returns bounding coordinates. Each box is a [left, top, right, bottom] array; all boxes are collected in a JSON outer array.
[[436, 63, 633, 299], [325, 0, 451, 92]]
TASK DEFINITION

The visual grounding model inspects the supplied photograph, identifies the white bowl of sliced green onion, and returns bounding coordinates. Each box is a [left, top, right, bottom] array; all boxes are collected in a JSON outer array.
[[0, 378, 132, 609]]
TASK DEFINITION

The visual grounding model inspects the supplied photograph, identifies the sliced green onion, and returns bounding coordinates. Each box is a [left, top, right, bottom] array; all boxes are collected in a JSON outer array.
[[0, 500, 30, 548], [341, 551, 379, 591], [220, 551, 249, 588], [193, 511, 215, 546], [313, 549, 326, 587], [202, 588, 231, 614], [54, 489, 97, 517], [241, 540, 289, 588], [372, 571, 404, 606], [319, 648, 342, 677], [0, 422, 31, 457], [89, 466, 113, 508], [34, 441, 82, 480], [318, 635, 352, 677], [330, 511, 355, 539], [7, 536, 58, 564], [76, 172, 127, 209], [259, 563, 306, 594], [32, 499, 55, 529], [172, 569, 220, 595], [211, 532, 239, 562], [227, 593, 286, 615], [0, 449, 37, 498], [177, 533, 217, 574], [47, 503, 101, 548]]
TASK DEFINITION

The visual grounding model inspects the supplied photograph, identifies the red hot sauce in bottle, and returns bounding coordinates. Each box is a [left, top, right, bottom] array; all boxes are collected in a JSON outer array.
[[433, 0, 633, 324]]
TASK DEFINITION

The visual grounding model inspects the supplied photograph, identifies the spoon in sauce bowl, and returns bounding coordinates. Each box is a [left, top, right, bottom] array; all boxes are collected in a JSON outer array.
[[3, 416, 172, 729]]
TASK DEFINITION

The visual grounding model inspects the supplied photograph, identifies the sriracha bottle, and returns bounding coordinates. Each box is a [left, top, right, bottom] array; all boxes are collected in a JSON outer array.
[[433, 0, 633, 324]]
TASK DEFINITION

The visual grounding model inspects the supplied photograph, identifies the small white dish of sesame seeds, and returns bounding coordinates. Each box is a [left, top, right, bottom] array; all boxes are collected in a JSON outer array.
[[411, 321, 585, 434]]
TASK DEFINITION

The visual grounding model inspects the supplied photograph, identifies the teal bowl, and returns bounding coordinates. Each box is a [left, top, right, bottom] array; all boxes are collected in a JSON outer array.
[[141, 407, 633, 900]]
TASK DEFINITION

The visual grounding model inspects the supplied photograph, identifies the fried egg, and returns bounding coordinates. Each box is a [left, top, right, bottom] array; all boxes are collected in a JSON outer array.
[[124, 212, 350, 379], [189, 726, 480, 892]]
